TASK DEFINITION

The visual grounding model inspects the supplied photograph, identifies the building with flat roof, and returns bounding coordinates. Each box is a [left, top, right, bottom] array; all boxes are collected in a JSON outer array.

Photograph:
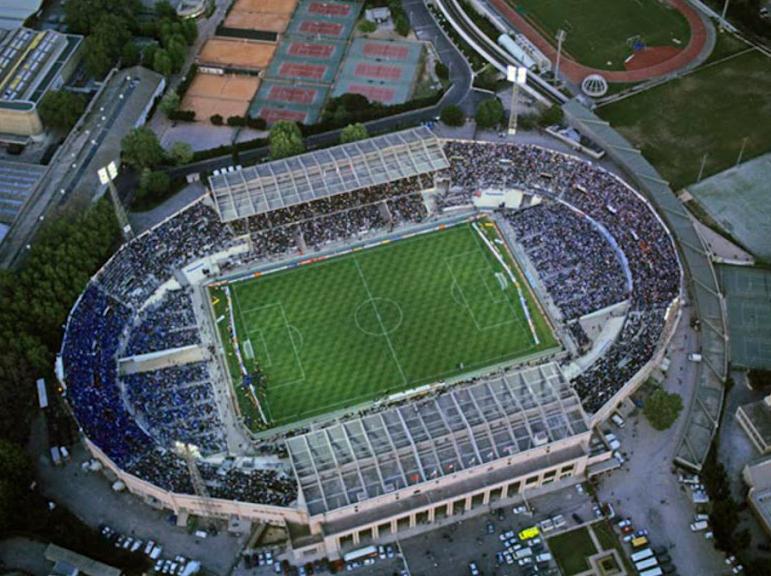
[[44, 544, 122, 576], [0, 0, 43, 30], [0, 27, 83, 139], [743, 455, 771, 537], [736, 394, 771, 455]]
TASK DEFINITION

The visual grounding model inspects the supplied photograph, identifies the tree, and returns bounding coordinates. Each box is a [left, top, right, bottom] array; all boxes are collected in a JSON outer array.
[[155, 0, 177, 18], [538, 104, 564, 127], [167, 141, 193, 165], [166, 35, 188, 73], [269, 121, 304, 160], [121, 127, 165, 170], [83, 14, 132, 77], [159, 91, 180, 116], [435, 61, 449, 81], [38, 90, 86, 131], [64, 0, 141, 35], [0, 440, 34, 532], [475, 98, 505, 129], [153, 48, 173, 76], [358, 19, 377, 33], [121, 42, 141, 67], [440, 105, 464, 127], [139, 169, 170, 196], [643, 388, 683, 430], [340, 123, 368, 144], [210, 114, 223, 126]]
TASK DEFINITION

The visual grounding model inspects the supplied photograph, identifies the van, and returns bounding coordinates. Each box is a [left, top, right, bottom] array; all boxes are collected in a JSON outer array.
[[690, 520, 708, 531], [535, 553, 552, 563]]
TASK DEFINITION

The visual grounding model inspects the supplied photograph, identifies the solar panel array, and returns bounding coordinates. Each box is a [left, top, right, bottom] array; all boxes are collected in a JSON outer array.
[[208, 126, 448, 222], [287, 363, 588, 515]]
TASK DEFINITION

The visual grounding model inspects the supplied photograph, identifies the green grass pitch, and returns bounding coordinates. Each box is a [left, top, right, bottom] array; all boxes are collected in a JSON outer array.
[[211, 221, 557, 429], [599, 39, 771, 190], [510, 0, 691, 70]]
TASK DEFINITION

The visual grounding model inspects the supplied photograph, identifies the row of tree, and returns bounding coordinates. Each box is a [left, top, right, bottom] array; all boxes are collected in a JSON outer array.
[[65, 0, 197, 78]]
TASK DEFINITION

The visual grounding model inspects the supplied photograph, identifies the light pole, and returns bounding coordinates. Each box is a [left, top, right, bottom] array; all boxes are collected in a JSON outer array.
[[507, 65, 528, 135], [98, 161, 133, 240], [720, 0, 731, 30], [554, 29, 566, 85]]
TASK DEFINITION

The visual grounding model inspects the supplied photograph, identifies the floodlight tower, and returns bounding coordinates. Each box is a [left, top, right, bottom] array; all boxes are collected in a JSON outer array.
[[176, 441, 218, 522], [507, 65, 528, 135], [554, 29, 567, 85], [98, 161, 133, 241]]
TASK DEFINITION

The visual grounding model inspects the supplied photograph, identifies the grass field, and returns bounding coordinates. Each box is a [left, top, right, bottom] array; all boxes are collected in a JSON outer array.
[[211, 221, 556, 429], [599, 37, 771, 189], [509, 0, 691, 70], [548, 526, 598, 575]]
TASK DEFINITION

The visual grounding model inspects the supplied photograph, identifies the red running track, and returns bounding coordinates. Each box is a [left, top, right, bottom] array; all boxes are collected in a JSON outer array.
[[487, 0, 708, 83]]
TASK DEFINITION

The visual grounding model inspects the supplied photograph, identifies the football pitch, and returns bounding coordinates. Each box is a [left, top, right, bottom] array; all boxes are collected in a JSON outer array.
[[211, 221, 557, 429], [510, 0, 691, 70]]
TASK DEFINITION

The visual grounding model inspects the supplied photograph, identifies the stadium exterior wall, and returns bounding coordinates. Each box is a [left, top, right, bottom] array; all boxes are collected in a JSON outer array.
[[296, 432, 593, 562], [83, 438, 309, 527], [563, 99, 727, 472]]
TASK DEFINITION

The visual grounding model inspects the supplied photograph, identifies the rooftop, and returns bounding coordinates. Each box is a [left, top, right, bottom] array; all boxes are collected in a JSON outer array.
[[0, 27, 80, 104], [208, 126, 448, 222], [287, 363, 588, 515]]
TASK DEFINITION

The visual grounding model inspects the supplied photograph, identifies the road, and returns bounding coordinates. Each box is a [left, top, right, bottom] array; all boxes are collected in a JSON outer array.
[[594, 300, 730, 576], [151, 0, 474, 184]]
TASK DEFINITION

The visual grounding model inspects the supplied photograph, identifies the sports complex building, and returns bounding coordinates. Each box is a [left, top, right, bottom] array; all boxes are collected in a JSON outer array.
[[58, 124, 685, 561], [187, 0, 426, 124]]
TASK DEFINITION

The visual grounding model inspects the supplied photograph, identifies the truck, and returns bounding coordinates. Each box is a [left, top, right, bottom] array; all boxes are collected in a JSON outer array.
[[631, 548, 654, 563], [635, 557, 659, 571]]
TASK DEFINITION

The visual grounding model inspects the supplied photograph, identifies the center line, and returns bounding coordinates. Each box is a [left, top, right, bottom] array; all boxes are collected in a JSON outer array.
[[352, 257, 408, 385]]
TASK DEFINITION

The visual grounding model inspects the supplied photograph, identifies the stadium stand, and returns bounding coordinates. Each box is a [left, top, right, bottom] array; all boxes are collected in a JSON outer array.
[[59, 129, 682, 523], [442, 140, 680, 413]]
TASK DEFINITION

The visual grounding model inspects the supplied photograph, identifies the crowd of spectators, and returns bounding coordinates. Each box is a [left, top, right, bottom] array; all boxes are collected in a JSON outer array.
[[505, 203, 629, 319], [123, 362, 226, 454], [125, 290, 199, 356], [96, 202, 238, 307], [443, 140, 679, 412], [230, 174, 432, 256]]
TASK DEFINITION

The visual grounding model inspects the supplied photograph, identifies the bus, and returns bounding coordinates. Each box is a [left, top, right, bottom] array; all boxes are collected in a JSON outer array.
[[630, 548, 653, 562], [639, 569, 663, 576], [635, 557, 659, 571], [343, 546, 377, 563]]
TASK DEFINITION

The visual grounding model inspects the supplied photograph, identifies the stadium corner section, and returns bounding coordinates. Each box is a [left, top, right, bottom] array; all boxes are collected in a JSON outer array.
[[205, 214, 561, 436]]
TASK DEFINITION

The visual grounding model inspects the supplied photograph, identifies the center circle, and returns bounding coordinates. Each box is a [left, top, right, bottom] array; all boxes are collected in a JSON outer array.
[[354, 298, 403, 337]]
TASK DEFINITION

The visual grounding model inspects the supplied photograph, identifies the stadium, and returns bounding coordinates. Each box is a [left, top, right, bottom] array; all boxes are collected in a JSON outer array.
[[56, 127, 682, 562]]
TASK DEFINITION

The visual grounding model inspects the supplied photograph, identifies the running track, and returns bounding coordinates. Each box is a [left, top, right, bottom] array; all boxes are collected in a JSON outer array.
[[487, 0, 708, 83]]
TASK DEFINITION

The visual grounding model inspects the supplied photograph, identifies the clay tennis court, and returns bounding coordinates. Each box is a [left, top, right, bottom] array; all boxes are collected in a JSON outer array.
[[182, 74, 261, 121], [308, 1, 351, 16], [229, 0, 298, 14], [298, 20, 344, 36], [224, 11, 292, 33], [353, 63, 402, 81], [278, 62, 328, 80], [347, 84, 396, 103], [198, 38, 276, 71], [267, 85, 319, 104], [362, 42, 409, 60], [258, 107, 308, 123], [287, 41, 335, 58]]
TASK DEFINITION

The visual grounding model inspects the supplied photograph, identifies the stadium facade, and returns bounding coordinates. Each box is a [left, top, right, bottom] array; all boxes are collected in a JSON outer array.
[[58, 128, 682, 561]]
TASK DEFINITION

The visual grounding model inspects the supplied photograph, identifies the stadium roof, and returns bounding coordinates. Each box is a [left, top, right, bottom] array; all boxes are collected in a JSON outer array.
[[208, 126, 448, 222], [287, 363, 588, 515]]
